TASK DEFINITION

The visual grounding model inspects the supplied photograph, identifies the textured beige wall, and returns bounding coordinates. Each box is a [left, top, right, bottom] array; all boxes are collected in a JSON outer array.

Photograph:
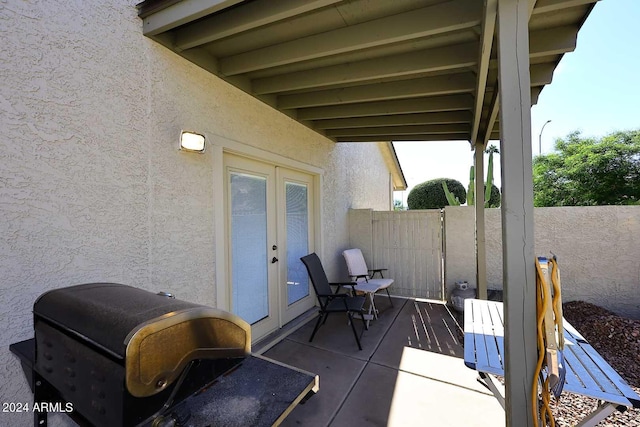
[[0, 0, 392, 419], [443, 206, 476, 297], [348, 209, 374, 261], [447, 206, 640, 319]]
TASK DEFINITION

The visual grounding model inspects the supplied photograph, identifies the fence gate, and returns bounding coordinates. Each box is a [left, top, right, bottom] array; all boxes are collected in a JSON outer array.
[[370, 210, 444, 300]]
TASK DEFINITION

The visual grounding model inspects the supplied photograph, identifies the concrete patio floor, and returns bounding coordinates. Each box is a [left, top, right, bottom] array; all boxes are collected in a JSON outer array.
[[262, 297, 505, 427]]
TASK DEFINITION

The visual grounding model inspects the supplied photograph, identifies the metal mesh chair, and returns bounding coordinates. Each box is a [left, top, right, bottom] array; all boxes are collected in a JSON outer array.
[[300, 253, 368, 350]]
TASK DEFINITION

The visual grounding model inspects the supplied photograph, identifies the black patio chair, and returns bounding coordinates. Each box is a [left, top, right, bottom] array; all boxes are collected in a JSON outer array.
[[300, 253, 368, 350]]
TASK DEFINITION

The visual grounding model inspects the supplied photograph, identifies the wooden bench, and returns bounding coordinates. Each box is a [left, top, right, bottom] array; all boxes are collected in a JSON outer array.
[[463, 298, 640, 427]]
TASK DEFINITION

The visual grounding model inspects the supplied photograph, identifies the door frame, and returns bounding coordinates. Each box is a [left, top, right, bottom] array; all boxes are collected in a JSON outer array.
[[212, 136, 322, 340], [276, 167, 316, 324], [224, 155, 280, 339]]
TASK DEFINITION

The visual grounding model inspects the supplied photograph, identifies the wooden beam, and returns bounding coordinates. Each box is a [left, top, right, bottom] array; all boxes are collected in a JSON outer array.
[[325, 124, 470, 138], [253, 43, 478, 95], [532, 0, 597, 14], [480, 88, 501, 146], [478, 87, 543, 143], [253, 26, 562, 97], [313, 111, 473, 130], [497, 1, 537, 426], [141, 0, 243, 36], [220, 0, 482, 75], [530, 63, 555, 85], [530, 86, 542, 105], [529, 25, 578, 57], [335, 133, 470, 142], [297, 94, 473, 121], [278, 73, 476, 109], [174, 0, 342, 50], [471, 0, 497, 146], [480, 22, 574, 144]]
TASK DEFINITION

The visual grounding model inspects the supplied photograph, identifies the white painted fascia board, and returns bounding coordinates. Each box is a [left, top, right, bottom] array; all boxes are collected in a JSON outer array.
[[381, 142, 408, 191], [141, 0, 245, 36]]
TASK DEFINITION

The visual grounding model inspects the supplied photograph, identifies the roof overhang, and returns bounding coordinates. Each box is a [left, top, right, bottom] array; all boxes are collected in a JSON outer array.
[[136, 0, 597, 145], [382, 142, 408, 191]]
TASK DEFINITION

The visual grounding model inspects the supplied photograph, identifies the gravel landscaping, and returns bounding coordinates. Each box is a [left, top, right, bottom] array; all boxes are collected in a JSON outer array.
[[554, 301, 640, 426]]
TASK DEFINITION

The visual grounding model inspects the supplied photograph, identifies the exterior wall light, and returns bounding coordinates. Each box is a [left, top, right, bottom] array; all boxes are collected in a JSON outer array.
[[179, 131, 206, 153]]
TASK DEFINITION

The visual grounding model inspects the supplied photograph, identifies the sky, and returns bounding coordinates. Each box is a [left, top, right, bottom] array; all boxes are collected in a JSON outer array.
[[394, 0, 640, 205]]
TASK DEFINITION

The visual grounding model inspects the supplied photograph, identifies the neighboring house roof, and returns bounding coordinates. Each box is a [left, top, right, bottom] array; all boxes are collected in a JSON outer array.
[[385, 142, 407, 191], [136, 0, 596, 145]]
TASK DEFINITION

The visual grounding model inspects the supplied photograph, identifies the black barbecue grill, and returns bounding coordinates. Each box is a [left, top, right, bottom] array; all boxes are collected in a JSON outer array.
[[10, 283, 318, 427]]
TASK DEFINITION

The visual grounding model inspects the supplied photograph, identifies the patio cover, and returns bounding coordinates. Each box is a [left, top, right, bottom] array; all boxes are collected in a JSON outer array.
[[136, 1, 598, 426], [137, 0, 594, 145]]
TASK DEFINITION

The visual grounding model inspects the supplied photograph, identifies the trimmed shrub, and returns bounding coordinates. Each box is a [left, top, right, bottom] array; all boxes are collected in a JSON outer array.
[[487, 184, 501, 208], [407, 178, 466, 209]]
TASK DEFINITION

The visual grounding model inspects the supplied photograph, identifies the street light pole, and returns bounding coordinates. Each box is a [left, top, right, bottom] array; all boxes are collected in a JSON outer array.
[[538, 119, 552, 155]]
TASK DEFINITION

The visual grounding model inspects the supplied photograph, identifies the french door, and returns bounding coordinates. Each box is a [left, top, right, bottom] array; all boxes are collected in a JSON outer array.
[[224, 154, 316, 340]]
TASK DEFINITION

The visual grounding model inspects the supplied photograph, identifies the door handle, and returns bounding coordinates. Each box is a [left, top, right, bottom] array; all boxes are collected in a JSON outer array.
[[271, 257, 279, 264]]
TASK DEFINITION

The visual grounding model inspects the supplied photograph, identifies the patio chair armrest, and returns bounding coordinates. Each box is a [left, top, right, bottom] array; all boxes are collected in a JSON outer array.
[[369, 268, 387, 278], [349, 274, 370, 282], [329, 282, 359, 293], [317, 291, 345, 299]]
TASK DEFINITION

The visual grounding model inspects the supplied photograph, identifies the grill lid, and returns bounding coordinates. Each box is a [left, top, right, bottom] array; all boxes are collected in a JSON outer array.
[[34, 283, 251, 397]]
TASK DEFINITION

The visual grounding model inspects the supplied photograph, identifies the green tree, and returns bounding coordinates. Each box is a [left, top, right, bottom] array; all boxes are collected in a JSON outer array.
[[533, 130, 640, 206], [393, 199, 405, 211], [407, 178, 466, 209]]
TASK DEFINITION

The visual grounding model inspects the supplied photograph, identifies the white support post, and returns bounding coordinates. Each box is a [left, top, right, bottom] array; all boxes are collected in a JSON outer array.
[[497, 1, 537, 426], [474, 143, 488, 300]]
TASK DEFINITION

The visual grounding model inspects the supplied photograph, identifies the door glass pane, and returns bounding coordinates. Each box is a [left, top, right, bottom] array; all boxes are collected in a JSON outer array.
[[285, 182, 309, 305], [230, 172, 268, 324]]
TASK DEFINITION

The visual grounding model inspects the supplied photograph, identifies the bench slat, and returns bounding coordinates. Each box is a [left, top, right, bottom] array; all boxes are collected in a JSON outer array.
[[562, 340, 606, 392], [463, 301, 477, 370], [579, 341, 639, 407], [563, 321, 587, 342], [471, 300, 492, 373], [562, 322, 638, 406], [479, 299, 503, 373], [568, 337, 620, 394], [562, 342, 631, 406], [560, 352, 583, 393], [488, 302, 505, 374]]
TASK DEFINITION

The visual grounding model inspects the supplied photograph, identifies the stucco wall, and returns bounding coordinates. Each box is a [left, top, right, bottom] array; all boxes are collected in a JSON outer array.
[[321, 142, 394, 279], [0, 0, 393, 422], [445, 206, 640, 319], [443, 206, 476, 297]]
